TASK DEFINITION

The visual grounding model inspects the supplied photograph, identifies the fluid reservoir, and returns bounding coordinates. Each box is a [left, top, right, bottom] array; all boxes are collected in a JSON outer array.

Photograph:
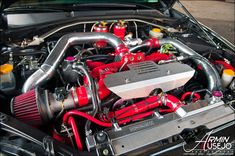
[[113, 20, 126, 40], [149, 28, 163, 39], [94, 22, 108, 48], [0, 64, 16, 92], [221, 69, 234, 88]]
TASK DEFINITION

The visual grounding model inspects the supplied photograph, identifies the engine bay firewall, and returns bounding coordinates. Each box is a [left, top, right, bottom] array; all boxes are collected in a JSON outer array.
[[103, 61, 195, 99]]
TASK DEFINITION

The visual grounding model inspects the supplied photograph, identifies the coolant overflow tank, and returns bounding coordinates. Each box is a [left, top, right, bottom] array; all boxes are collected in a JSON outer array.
[[103, 61, 195, 99]]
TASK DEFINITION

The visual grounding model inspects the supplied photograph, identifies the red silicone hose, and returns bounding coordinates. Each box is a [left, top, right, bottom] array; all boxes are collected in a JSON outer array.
[[181, 92, 201, 102], [63, 110, 112, 127], [68, 117, 83, 151]]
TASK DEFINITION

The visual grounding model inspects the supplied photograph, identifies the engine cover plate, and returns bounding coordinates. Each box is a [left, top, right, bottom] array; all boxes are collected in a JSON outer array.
[[103, 61, 195, 99]]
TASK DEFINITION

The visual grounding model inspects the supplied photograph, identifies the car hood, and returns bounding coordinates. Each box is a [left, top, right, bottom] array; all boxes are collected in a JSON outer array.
[[1, 0, 177, 11]]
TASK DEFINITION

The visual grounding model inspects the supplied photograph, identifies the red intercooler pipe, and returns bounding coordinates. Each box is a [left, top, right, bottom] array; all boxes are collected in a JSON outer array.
[[108, 94, 184, 120]]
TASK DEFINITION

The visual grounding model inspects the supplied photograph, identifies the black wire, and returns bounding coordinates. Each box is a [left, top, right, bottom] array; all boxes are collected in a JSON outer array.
[[81, 55, 115, 62], [1, 49, 47, 56], [102, 94, 120, 109], [55, 108, 65, 121]]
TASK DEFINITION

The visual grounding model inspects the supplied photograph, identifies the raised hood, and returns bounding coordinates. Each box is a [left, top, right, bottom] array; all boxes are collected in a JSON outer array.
[[1, 0, 177, 11]]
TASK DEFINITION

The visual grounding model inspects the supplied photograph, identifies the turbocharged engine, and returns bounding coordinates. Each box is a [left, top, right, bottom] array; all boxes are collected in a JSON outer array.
[[1, 19, 234, 156]]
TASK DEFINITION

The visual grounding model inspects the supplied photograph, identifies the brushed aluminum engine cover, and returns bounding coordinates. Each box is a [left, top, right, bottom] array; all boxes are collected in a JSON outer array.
[[103, 61, 195, 99]]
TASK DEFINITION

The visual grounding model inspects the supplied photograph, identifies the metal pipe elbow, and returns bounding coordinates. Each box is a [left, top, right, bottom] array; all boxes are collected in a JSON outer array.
[[22, 32, 126, 93], [159, 38, 221, 91]]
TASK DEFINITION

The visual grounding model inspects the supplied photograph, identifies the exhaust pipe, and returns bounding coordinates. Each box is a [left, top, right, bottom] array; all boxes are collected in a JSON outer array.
[[22, 32, 128, 93]]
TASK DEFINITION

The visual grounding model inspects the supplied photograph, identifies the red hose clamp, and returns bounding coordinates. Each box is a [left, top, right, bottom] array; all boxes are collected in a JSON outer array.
[[146, 38, 161, 48]]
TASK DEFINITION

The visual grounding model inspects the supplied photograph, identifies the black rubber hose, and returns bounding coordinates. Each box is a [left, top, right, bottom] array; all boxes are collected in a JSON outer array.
[[81, 55, 115, 62], [101, 94, 120, 108], [77, 94, 120, 112], [129, 42, 148, 53]]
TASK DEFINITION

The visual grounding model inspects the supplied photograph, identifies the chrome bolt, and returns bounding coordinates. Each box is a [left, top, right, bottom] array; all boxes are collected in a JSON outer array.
[[103, 149, 109, 156], [190, 120, 196, 124]]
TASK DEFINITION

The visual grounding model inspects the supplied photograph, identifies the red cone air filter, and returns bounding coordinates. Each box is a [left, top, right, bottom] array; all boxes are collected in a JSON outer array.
[[11, 89, 42, 125]]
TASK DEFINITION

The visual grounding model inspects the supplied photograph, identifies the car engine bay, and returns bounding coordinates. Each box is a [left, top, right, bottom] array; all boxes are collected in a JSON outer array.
[[0, 15, 235, 155]]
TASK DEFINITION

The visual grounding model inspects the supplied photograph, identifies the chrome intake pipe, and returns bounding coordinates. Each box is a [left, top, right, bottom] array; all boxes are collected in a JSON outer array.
[[130, 38, 221, 91], [22, 32, 127, 93], [159, 38, 221, 91]]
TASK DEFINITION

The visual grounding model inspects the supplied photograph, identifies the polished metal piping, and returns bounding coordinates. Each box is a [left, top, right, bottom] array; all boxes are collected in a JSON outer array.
[[27, 19, 167, 46], [22, 32, 125, 93], [160, 38, 221, 91]]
